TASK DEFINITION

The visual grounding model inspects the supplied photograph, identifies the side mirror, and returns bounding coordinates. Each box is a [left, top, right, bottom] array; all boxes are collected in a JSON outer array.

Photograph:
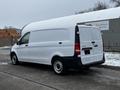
[[16, 40, 20, 45]]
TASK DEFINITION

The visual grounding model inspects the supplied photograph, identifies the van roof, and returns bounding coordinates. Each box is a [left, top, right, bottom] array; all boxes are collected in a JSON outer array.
[[22, 7, 120, 35]]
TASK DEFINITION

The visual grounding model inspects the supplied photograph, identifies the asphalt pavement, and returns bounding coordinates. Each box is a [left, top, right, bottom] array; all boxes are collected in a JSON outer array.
[[0, 49, 120, 90]]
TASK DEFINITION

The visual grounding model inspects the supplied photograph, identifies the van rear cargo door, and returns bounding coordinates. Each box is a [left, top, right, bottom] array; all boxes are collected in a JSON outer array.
[[78, 26, 103, 65]]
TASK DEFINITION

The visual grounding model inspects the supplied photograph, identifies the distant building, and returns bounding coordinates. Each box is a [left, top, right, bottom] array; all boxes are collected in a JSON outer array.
[[0, 28, 20, 46], [102, 18, 120, 52], [16, 29, 21, 34]]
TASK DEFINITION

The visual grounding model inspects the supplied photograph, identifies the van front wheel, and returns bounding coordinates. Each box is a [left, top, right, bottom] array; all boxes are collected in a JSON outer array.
[[11, 54, 19, 65], [52, 59, 67, 75]]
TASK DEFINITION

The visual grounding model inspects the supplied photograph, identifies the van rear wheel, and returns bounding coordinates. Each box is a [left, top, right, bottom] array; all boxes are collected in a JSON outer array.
[[52, 58, 67, 75], [11, 54, 19, 65], [83, 66, 90, 70]]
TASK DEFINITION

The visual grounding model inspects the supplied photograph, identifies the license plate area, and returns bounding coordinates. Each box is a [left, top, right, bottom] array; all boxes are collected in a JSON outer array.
[[84, 50, 90, 55], [82, 47, 92, 55]]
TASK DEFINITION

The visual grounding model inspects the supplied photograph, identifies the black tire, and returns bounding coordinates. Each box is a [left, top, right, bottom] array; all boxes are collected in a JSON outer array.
[[83, 66, 90, 70], [52, 58, 67, 75], [11, 54, 19, 65]]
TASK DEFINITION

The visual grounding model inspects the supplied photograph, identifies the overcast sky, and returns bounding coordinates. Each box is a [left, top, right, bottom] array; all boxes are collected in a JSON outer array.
[[0, 0, 110, 29]]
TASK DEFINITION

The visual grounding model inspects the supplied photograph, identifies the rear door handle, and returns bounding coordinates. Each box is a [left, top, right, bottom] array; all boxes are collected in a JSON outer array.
[[91, 41, 95, 44], [82, 47, 92, 50], [58, 42, 62, 44], [25, 44, 28, 47], [94, 45, 98, 47]]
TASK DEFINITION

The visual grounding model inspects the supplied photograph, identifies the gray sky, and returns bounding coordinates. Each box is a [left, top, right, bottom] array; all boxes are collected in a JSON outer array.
[[0, 0, 110, 29]]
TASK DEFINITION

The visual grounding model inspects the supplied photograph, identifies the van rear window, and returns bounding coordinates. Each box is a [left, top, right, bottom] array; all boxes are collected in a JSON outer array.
[[80, 27, 101, 41]]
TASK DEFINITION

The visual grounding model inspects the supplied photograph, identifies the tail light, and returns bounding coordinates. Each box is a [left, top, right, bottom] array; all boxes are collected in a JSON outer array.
[[75, 43, 80, 55], [74, 26, 80, 56]]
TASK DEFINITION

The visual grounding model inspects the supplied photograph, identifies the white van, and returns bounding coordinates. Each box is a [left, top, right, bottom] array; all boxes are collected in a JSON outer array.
[[10, 18, 105, 74]]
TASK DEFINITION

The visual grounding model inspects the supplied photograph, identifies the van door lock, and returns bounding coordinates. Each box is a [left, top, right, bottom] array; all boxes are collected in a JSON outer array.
[[91, 41, 95, 44], [94, 45, 98, 47], [59, 42, 62, 44], [25, 44, 28, 47]]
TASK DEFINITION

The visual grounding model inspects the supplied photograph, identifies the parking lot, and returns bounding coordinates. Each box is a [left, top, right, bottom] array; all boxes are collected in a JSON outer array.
[[0, 49, 120, 90]]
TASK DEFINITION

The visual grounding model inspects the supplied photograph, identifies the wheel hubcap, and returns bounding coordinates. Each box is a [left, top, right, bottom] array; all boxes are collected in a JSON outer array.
[[12, 55, 16, 64], [54, 61, 63, 74]]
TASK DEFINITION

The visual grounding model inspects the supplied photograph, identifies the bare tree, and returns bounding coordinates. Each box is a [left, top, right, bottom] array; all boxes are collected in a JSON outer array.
[[75, 8, 93, 14], [76, 1, 109, 14], [92, 1, 109, 11], [111, 0, 120, 7]]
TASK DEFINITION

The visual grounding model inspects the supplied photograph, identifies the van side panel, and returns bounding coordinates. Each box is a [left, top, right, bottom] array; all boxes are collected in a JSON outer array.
[[28, 28, 74, 65]]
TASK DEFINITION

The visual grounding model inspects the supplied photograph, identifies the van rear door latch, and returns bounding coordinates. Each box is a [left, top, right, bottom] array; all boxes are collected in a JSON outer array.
[[58, 42, 62, 44]]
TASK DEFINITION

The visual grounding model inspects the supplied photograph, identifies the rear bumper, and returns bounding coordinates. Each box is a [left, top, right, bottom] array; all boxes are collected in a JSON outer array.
[[62, 54, 105, 68], [82, 57, 105, 67]]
